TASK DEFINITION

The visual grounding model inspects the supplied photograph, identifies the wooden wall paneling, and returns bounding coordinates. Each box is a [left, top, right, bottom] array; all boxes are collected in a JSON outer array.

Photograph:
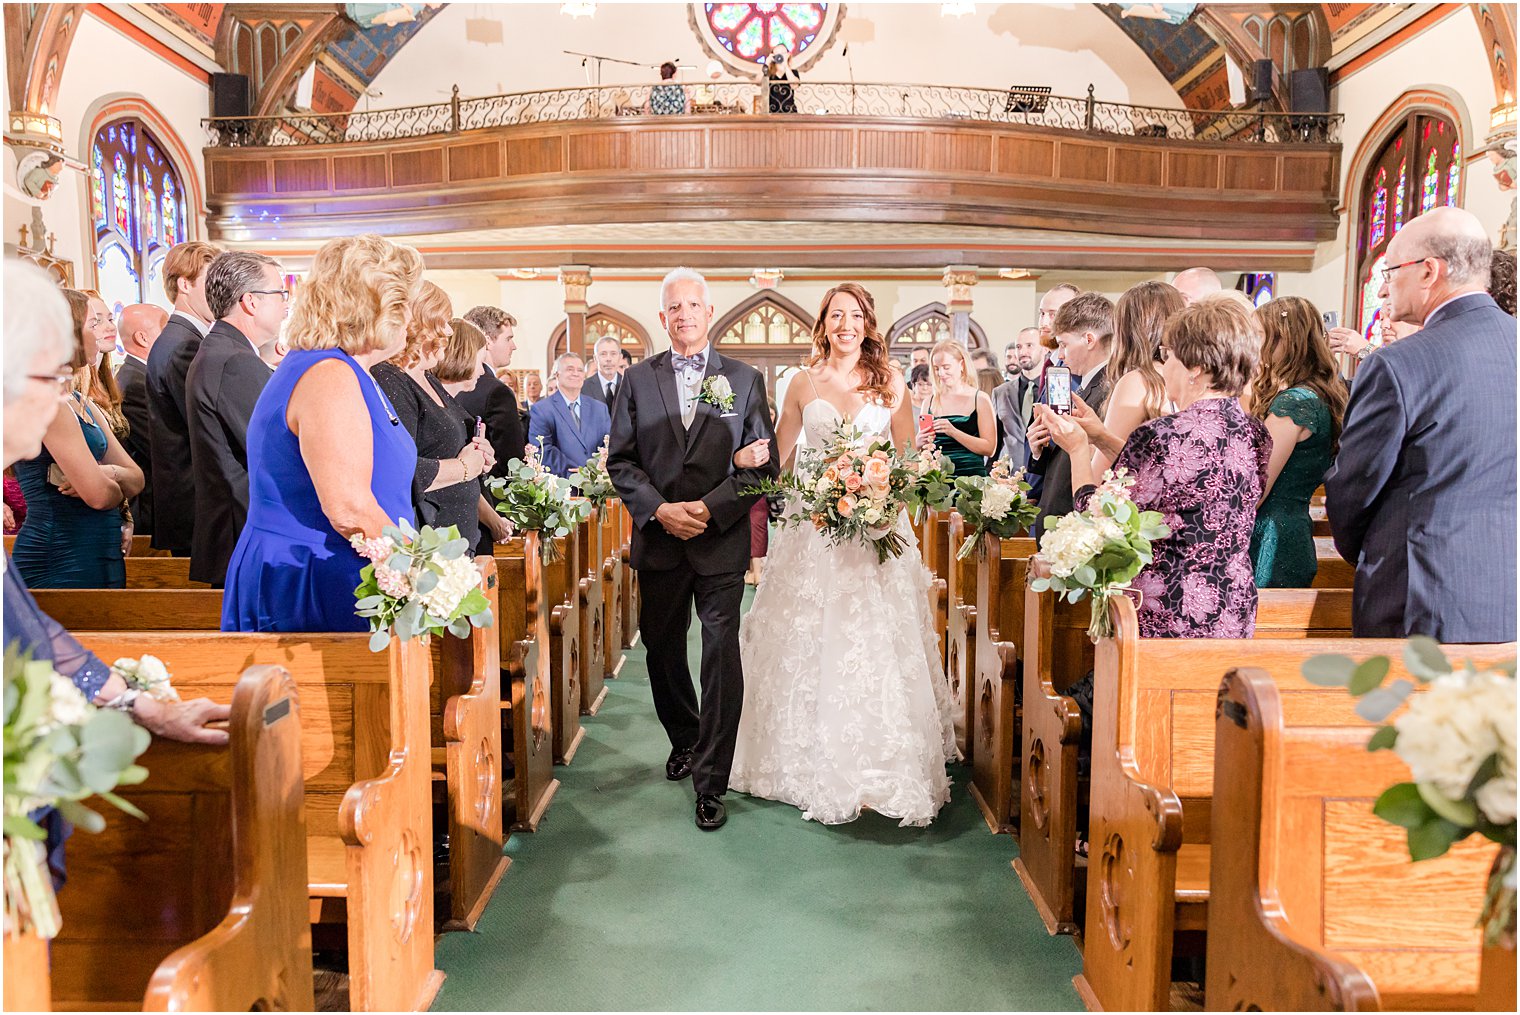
[[273, 157, 330, 194], [1279, 153, 1335, 192], [567, 131, 627, 172], [1166, 150, 1222, 189], [332, 153, 389, 191], [1112, 146, 1165, 187], [712, 126, 778, 169], [1056, 140, 1112, 183], [1224, 153, 1279, 191], [924, 130, 993, 173], [996, 136, 1056, 178], [859, 128, 925, 170], [210, 158, 273, 196], [778, 127, 852, 169], [629, 128, 704, 170], [449, 139, 504, 180], [389, 146, 445, 188], [499, 136, 561, 177]]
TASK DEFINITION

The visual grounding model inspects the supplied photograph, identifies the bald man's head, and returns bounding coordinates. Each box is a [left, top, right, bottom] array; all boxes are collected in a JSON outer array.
[[119, 303, 168, 358], [1382, 206, 1494, 325], [1172, 267, 1222, 305]]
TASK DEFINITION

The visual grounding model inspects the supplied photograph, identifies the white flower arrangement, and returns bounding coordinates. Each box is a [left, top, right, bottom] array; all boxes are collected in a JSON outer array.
[[699, 375, 735, 411], [351, 520, 494, 653], [110, 654, 179, 703]]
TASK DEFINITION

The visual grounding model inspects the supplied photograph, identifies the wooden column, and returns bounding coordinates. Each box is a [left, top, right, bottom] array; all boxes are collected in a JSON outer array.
[[943, 264, 979, 348], [559, 265, 592, 358]]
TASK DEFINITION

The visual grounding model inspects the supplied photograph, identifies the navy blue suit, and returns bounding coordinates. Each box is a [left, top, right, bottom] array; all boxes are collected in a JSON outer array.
[[1326, 292, 1516, 642], [528, 390, 611, 479]]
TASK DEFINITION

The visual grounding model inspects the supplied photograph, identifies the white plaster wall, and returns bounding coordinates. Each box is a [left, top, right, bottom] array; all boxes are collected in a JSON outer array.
[[3, 10, 211, 296], [1276, 9, 1510, 318], [371, 1, 1180, 109]]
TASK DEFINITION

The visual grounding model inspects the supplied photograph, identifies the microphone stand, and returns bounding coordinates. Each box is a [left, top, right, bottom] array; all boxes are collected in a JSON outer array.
[[562, 49, 651, 88], [843, 44, 857, 115]]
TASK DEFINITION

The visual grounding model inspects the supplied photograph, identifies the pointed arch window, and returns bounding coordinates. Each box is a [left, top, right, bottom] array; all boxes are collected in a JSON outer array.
[[887, 303, 988, 353], [1355, 110, 1462, 340], [90, 119, 187, 315], [549, 305, 654, 363]]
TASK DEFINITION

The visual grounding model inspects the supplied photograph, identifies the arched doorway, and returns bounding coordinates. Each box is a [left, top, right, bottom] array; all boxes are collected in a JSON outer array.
[[548, 304, 654, 363], [887, 303, 988, 360], [710, 292, 817, 399]]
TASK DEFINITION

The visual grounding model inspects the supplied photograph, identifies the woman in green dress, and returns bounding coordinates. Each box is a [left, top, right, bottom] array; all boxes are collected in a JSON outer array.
[[915, 339, 996, 477], [1248, 297, 1348, 587]]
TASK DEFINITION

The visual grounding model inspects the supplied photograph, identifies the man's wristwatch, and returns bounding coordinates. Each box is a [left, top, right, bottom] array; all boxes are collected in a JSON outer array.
[[103, 688, 141, 713], [1354, 345, 1372, 363]]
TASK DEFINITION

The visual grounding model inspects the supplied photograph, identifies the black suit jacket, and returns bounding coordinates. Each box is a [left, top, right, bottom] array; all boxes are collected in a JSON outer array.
[[1029, 363, 1111, 533], [453, 370, 525, 479], [607, 349, 778, 575], [185, 322, 273, 585], [582, 372, 621, 410], [115, 355, 154, 536], [146, 313, 205, 553]]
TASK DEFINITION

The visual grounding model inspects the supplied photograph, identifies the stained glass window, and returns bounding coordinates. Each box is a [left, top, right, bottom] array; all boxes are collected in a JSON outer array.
[[1368, 167, 1387, 248], [1360, 254, 1386, 343], [91, 118, 188, 314], [1393, 159, 1407, 233], [1447, 140, 1460, 208], [1421, 148, 1440, 214], [704, 3, 828, 63]]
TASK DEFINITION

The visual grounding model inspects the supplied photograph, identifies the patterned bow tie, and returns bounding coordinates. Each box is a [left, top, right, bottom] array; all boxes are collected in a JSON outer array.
[[672, 352, 706, 374]]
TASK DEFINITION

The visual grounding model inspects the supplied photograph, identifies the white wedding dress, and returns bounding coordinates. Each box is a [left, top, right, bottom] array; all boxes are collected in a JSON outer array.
[[729, 399, 957, 827]]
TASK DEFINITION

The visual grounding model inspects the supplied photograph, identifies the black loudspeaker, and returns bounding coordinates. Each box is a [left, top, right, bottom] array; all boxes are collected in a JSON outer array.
[[1289, 68, 1330, 113], [1248, 59, 1274, 103], [211, 73, 251, 118]]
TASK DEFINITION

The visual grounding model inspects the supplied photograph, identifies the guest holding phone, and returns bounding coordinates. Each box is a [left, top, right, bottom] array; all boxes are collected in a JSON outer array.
[[914, 339, 995, 477]]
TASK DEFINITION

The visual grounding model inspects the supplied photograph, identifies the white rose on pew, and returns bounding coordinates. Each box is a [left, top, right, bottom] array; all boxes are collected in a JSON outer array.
[[46, 671, 89, 731], [419, 555, 481, 620], [1394, 670, 1514, 812], [110, 654, 180, 702]]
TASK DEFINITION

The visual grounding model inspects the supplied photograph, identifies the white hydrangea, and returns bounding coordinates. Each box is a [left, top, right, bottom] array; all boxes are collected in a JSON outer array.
[[1394, 669, 1516, 823], [419, 555, 481, 620], [981, 484, 1016, 522], [1093, 516, 1126, 545], [861, 505, 883, 525], [47, 672, 89, 730], [1039, 515, 1107, 579]]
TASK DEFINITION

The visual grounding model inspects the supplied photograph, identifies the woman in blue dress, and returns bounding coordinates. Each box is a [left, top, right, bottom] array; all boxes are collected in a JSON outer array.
[[11, 289, 143, 589], [222, 234, 425, 633]]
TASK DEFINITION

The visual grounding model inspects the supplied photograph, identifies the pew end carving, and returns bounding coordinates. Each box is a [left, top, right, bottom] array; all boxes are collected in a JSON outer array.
[[496, 536, 561, 831]]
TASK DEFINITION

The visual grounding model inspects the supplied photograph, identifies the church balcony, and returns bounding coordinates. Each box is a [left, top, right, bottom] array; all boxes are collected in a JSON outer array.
[[202, 82, 1343, 265]]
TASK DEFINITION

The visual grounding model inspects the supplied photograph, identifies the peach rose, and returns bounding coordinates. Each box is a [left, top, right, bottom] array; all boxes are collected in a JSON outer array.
[[844, 473, 863, 492], [872, 450, 889, 461], [863, 458, 891, 484], [823, 467, 838, 482], [837, 494, 857, 517]]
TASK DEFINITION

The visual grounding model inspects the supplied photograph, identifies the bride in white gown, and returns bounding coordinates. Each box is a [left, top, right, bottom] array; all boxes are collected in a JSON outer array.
[[729, 283, 957, 827]]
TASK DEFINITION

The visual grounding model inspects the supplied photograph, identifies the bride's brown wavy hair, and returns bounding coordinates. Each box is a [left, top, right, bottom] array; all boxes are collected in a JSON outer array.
[[807, 282, 897, 407]]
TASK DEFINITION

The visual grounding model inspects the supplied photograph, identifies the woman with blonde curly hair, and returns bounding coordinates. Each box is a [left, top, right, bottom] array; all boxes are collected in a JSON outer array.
[[913, 338, 996, 478], [1247, 296, 1347, 587], [222, 233, 437, 632], [371, 281, 497, 551], [729, 281, 958, 829]]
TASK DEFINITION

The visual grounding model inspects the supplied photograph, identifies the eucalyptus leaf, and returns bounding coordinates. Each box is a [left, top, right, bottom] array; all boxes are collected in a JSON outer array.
[[355, 595, 384, 610], [3, 814, 45, 840], [1404, 636, 1451, 681], [95, 789, 147, 821], [55, 798, 105, 834], [1356, 679, 1415, 723], [1074, 564, 1097, 587], [1301, 654, 1356, 687], [1030, 577, 1051, 593], [415, 570, 439, 595], [1366, 725, 1399, 752], [1348, 656, 1392, 696], [1416, 781, 1478, 827], [369, 628, 391, 652]]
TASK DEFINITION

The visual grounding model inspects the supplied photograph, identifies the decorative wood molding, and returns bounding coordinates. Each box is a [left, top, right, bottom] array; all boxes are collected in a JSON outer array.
[[202, 114, 1342, 259]]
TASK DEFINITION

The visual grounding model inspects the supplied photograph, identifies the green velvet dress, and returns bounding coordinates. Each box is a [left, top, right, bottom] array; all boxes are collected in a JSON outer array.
[[933, 409, 990, 478], [1250, 387, 1332, 588]]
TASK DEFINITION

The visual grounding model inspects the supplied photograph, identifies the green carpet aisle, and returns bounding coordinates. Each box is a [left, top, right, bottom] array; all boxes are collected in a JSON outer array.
[[432, 593, 1084, 1011]]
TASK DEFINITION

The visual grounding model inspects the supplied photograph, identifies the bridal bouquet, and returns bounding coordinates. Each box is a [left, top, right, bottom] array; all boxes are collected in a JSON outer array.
[[484, 440, 592, 562], [568, 437, 616, 510], [1029, 468, 1170, 641], [952, 460, 1039, 559], [902, 447, 957, 525], [352, 520, 494, 652], [4, 647, 151, 938], [1302, 640, 1517, 944], [750, 422, 921, 563]]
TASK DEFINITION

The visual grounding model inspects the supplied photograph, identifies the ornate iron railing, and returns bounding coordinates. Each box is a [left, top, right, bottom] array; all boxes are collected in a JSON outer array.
[[203, 82, 1341, 148]]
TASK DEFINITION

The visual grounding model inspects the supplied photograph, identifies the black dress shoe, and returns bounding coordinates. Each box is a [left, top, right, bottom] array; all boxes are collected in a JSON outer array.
[[695, 793, 726, 830], [665, 746, 694, 781]]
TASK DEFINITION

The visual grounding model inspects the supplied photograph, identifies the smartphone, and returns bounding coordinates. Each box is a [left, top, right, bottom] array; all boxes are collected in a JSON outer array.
[[1322, 310, 1340, 330], [917, 412, 934, 433], [474, 416, 485, 439], [1046, 367, 1072, 414]]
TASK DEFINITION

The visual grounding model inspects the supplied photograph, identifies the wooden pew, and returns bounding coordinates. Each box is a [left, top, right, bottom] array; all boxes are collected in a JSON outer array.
[[543, 530, 584, 763], [600, 501, 625, 677], [47, 665, 313, 1012], [577, 506, 608, 714], [1016, 585, 1359, 936], [945, 512, 975, 758], [619, 503, 639, 648], [1073, 596, 1514, 1012], [1314, 535, 1356, 588], [494, 535, 560, 832], [966, 534, 1037, 833], [71, 628, 443, 1012], [4, 534, 168, 557], [922, 510, 952, 670], [1209, 666, 1509, 1012]]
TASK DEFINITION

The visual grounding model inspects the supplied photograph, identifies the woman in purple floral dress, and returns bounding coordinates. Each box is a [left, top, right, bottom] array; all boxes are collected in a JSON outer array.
[[1037, 297, 1271, 638]]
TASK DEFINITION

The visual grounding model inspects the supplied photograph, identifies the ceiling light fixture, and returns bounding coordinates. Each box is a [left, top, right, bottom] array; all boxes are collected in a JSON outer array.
[[500, 268, 543, 280], [997, 268, 1036, 281], [749, 268, 784, 290], [941, 3, 975, 17], [560, 2, 597, 18]]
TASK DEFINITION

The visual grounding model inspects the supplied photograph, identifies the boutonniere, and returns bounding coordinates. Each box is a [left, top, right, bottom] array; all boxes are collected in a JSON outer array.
[[699, 375, 735, 412]]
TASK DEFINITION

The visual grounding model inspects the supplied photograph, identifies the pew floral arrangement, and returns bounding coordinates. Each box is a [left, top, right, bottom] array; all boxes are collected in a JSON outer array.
[[902, 447, 957, 525], [1030, 468, 1170, 642], [109, 654, 179, 702], [1302, 639, 1516, 944], [568, 437, 616, 510], [951, 460, 1039, 559], [352, 521, 494, 653], [484, 440, 592, 563], [4, 647, 151, 939], [745, 422, 922, 563]]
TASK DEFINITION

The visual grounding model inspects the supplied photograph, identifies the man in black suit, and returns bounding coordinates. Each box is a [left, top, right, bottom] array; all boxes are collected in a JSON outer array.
[[607, 268, 778, 831], [456, 305, 526, 481], [147, 240, 221, 555], [1327, 206, 1516, 642], [581, 334, 624, 410], [115, 303, 167, 537], [1026, 293, 1115, 535], [185, 251, 282, 586]]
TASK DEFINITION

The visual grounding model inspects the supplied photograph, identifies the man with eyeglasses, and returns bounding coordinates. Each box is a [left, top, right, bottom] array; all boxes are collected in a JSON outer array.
[[184, 250, 284, 586], [1326, 206, 1516, 643]]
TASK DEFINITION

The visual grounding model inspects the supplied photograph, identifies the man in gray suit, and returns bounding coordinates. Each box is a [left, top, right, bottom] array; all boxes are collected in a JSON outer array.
[[991, 326, 1045, 472], [1327, 206, 1516, 643]]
